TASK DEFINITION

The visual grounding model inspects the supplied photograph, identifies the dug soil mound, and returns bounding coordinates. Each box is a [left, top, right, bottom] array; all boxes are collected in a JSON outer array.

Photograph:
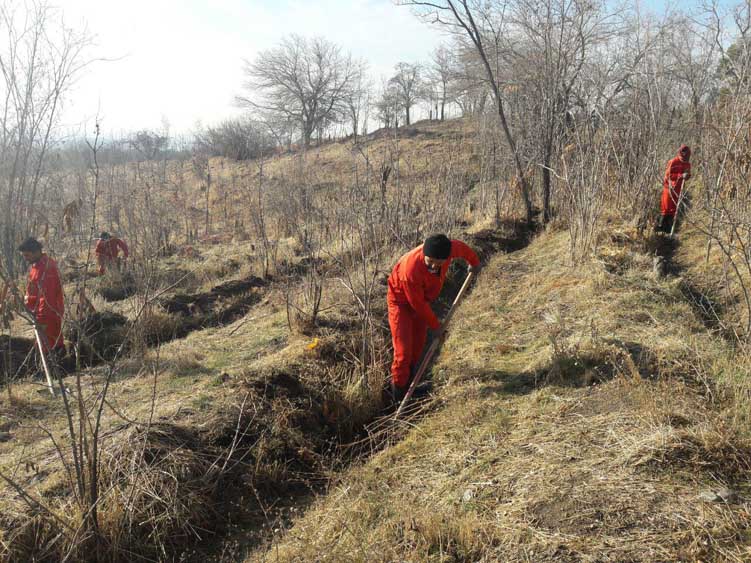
[[0, 336, 36, 379], [160, 276, 267, 316], [96, 271, 138, 302], [65, 311, 130, 363]]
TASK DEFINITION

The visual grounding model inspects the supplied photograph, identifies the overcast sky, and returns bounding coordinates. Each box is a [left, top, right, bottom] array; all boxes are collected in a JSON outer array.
[[56, 0, 444, 137]]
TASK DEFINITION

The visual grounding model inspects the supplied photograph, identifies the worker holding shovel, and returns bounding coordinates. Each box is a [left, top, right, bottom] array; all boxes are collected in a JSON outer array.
[[657, 145, 692, 234], [18, 238, 65, 385], [95, 232, 129, 275], [387, 234, 480, 403]]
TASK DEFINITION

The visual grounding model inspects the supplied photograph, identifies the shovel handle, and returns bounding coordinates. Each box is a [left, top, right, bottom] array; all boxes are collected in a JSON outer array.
[[669, 181, 688, 238], [33, 327, 57, 396]]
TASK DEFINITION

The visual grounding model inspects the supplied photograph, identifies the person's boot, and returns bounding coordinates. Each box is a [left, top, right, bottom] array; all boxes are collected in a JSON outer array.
[[391, 382, 407, 404], [656, 215, 666, 233], [663, 214, 674, 234], [411, 380, 433, 398], [406, 365, 434, 398]]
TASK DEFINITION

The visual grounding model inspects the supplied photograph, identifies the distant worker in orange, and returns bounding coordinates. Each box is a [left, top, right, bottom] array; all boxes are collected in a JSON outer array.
[[658, 145, 692, 233], [387, 234, 481, 401], [18, 237, 65, 358], [95, 232, 129, 275]]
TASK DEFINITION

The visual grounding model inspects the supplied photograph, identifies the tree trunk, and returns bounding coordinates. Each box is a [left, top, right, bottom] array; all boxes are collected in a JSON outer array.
[[204, 165, 211, 236]]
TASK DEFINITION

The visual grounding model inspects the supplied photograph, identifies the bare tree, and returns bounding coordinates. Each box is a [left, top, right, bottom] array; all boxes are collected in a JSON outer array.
[[375, 80, 401, 129], [343, 59, 372, 141], [389, 62, 424, 126], [237, 35, 356, 148], [429, 45, 455, 120], [397, 0, 535, 222], [0, 2, 92, 275], [510, 0, 611, 223]]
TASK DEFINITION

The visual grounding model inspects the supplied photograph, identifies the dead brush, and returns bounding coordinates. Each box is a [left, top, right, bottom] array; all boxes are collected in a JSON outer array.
[[0, 500, 76, 563], [134, 307, 183, 349], [321, 363, 386, 439], [542, 311, 627, 385], [388, 511, 487, 562], [96, 422, 223, 561], [628, 418, 751, 480], [0, 419, 245, 563]]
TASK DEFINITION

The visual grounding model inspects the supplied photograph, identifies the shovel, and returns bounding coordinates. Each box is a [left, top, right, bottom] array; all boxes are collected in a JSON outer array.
[[669, 176, 689, 238], [395, 271, 476, 418], [32, 327, 56, 396]]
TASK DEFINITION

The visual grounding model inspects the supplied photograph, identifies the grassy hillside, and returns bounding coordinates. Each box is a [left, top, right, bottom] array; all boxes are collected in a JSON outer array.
[[248, 225, 751, 562], [0, 119, 497, 562], [2, 118, 751, 562]]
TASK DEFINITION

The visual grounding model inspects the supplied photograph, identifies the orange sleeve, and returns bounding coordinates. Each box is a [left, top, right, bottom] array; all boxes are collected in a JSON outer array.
[[663, 159, 672, 185], [118, 239, 129, 258], [402, 274, 441, 329], [37, 264, 63, 321], [450, 240, 480, 267]]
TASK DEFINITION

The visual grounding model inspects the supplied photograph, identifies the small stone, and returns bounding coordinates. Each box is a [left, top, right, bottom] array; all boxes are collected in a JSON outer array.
[[698, 490, 720, 502], [698, 488, 738, 503], [462, 489, 474, 503], [716, 487, 738, 503]]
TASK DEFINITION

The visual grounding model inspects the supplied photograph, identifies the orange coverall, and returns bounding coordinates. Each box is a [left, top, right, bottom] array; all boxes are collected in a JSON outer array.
[[25, 254, 65, 351], [387, 240, 480, 388], [95, 237, 129, 275], [661, 146, 692, 217]]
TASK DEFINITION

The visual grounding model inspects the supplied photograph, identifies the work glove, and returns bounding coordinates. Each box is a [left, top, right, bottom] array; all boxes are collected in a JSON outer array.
[[469, 264, 482, 275]]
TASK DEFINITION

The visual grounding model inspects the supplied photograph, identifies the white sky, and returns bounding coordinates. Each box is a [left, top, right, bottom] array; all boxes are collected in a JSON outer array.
[[55, 0, 444, 137]]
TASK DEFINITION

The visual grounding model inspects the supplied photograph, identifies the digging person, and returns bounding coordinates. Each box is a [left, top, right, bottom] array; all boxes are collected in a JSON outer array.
[[387, 234, 481, 403], [95, 232, 129, 275], [18, 237, 65, 369], [657, 145, 691, 234]]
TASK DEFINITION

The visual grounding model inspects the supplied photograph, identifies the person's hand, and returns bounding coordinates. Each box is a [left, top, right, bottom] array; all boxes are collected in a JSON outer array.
[[434, 323, 448, 343], [469, 264, 482, 275]]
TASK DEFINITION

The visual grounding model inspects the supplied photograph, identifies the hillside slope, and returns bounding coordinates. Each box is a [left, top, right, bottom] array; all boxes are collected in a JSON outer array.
[[0, 119, 499, 562], [250, 227, 751, 562]]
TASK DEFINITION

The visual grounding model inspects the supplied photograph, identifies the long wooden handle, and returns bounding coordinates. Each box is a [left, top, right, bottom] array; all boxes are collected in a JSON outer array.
[[669, 180, 688, 238], [395, 271, 476, 417], [33, 327, 56, 396]]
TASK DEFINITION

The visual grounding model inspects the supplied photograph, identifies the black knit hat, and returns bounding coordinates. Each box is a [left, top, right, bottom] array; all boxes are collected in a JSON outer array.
[[100, 232, 110, 240], [423, 234, 452, 259], [17, 237, 42, 253]]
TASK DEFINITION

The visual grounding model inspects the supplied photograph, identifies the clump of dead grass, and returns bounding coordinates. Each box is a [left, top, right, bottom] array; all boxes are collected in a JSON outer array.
[[628, 419, 751, 479], [98, 422, 222, 560]]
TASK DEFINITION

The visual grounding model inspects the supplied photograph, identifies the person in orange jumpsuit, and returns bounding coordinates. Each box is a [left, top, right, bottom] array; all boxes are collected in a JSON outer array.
[[95, 232, 129, 275], [387, 234, 481, 401], [18, 237, 65, 355], [658, 145, 692, 233]]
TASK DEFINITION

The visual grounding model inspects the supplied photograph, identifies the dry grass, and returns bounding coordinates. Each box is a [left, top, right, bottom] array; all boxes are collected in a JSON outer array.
[[251, 226, 751, 563], [0, 248, 397, 562], [6, 120, 748, 561]]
